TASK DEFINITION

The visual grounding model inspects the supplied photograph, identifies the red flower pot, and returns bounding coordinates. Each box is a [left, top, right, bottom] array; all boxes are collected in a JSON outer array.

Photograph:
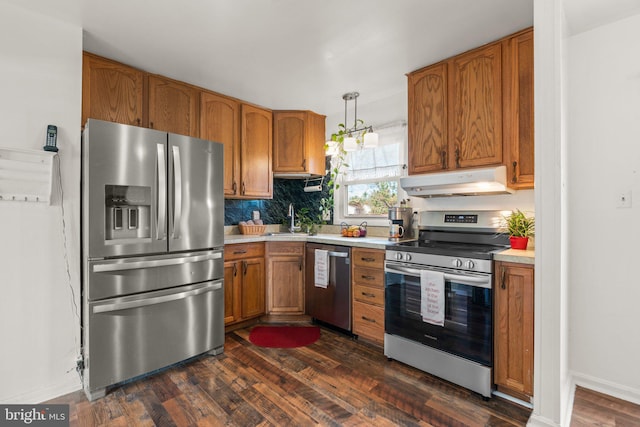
[[509, 236, 529, 250]]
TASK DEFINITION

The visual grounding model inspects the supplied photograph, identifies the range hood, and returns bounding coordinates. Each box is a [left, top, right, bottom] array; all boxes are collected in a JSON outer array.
[[400, 165, 514, 198]]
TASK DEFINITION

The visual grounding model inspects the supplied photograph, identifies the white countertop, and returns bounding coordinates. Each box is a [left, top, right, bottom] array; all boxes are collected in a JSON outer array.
[[225, 232, 536, 263], [224, 232, 393, 250], [493, 248, 535, 265]]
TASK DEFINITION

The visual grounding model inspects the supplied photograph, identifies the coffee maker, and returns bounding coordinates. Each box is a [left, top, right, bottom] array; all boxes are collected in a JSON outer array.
[[388, 206, 415, 241]]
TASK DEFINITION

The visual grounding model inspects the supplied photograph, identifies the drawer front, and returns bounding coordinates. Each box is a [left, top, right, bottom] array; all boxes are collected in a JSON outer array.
[[225, 242, 264, 261], [352, 248, 384, 269], [353, 284, 384, 306], [266, 241, 304, 256], [353, 266, 384, 288], [353, 300, 384, 343]]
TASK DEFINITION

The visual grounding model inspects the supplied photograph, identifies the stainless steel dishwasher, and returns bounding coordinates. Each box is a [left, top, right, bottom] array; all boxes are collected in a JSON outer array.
[[305, 243, 351, 331]]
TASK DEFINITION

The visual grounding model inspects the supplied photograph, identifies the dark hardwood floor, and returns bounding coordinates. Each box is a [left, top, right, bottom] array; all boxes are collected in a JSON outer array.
[[47, 325, 531, 426], [571, 386, 640, 426]]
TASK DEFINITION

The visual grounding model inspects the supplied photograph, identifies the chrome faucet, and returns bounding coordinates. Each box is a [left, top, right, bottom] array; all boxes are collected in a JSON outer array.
[[288, 203, 300, 233]]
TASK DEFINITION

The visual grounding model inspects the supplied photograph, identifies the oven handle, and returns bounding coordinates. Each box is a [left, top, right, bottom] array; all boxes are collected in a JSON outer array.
[[93, 280, 222, 314], [385, 263, 491, 288]]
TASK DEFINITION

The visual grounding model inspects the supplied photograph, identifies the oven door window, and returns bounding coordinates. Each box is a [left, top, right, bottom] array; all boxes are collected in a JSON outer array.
[[385, 269, 492, 366]]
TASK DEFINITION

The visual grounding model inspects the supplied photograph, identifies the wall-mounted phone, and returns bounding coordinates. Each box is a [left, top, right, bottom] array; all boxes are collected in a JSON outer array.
[[44, 125, 58, 152]]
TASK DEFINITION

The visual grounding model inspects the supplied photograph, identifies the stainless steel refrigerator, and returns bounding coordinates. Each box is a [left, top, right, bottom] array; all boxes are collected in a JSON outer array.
[[81, 119, 224, 400]]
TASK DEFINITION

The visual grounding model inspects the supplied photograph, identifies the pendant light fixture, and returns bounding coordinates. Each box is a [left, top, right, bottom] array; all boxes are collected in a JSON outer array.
[[328, 92, 378, 152]]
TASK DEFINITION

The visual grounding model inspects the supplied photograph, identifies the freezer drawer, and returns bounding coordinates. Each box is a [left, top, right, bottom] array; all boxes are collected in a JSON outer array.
[[87, 249, 223, 300], [84, 279, 224, 398]]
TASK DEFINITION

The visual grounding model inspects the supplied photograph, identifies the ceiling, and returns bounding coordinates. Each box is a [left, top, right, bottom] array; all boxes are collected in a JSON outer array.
[[6, 0, 640, 127]]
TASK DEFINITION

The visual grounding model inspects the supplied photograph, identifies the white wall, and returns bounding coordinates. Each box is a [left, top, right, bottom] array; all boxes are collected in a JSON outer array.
[[567, 12, 640, 403], [0, 2, 82, 403]]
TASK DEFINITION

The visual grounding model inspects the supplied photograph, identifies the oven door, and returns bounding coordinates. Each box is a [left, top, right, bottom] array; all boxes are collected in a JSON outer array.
[[384, 261, 493, 366]]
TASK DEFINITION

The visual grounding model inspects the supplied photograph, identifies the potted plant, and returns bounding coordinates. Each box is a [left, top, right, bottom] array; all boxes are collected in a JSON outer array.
[[296, 207, 321, 236], [503, 210, 535, 250]]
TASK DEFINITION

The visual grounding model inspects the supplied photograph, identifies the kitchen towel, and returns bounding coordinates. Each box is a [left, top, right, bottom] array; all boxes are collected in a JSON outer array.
[[314, 249, 329, 288], [420, 270, 445, 326]]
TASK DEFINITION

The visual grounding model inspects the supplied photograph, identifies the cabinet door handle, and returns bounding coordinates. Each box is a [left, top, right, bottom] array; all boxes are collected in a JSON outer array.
[[243, 260, 247, 276], [501, 267, 506, 289], [302, 158, 306, 169], [455, 147, 461, 168], [150, 121, 154, 129], [361, 257, 376, 262], [233, 249, 247, 255], [233, 263, 237, 277], [232, 181, 237, 194], [441, 150, 447, 169], [361, 291, 376, 298], [137, 118, 141, 126], [242, 182, 246, 195], [512, 161, 518, 183], [361, 275, 375, 281], [361, 316, 376, 323], [299, 261, 302, 271]]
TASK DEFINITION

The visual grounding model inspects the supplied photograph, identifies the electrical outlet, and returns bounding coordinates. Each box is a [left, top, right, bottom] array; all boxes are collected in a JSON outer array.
[[617, 191, 632, 208], [322, 209, 331, 221]]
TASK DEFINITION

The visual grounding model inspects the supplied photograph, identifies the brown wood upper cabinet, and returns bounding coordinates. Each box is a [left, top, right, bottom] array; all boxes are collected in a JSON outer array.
[[449, 42, 503, 169], [82, 52, 144, 128], [409, 42, 502, 173], [503, 29, 534, 189], [407, 28, 534, 189], [273, 111, 326, 177], [240, 104, 273, 199], [407, 62, 448, 174], [200, 93, 274, 199], [200, 91, 241, 197], [147, 75, 199, 137]]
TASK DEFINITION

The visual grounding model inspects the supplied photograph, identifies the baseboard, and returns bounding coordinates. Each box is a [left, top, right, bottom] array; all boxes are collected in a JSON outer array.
[[527, 414, 561, 427], [3, 376, 82, 404], [571, 370, 640, 406]]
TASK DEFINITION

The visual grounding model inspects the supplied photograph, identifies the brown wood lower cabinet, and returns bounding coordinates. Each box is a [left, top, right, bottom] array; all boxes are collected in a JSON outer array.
[[224, 242, 265, 326], [351, 247, 385, 345], [494, 260, 534, 401], [266, 242, 305, 315]]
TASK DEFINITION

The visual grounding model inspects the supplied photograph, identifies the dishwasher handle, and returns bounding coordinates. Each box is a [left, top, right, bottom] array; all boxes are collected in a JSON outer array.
[[328, 251, 349, 258], [93, 280, 222, 314]]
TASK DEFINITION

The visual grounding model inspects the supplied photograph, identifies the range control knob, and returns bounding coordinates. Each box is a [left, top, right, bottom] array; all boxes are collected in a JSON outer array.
[[464, 260, 475, 269], [395, 252, 403, 261], [405, 253, 412, 261], [452, 259, 463, 268]]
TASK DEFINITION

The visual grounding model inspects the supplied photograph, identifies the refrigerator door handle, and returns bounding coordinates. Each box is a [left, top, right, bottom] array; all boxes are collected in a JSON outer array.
[[92, 252, 223, 273], [156, 143, 167, 240], [92, 280, 223, 314], [171, 145, 182, 239]]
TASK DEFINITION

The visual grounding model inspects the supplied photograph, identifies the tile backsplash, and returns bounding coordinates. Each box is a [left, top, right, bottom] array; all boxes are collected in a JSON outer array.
[[224, 176, 329, 226]]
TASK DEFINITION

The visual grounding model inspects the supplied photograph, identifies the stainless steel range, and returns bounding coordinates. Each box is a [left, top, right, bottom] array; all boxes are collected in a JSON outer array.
[[384, 210, 509, 398]]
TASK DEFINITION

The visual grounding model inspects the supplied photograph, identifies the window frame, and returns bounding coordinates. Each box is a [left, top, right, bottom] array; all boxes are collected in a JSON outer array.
[[332, 123, 408, 227]]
